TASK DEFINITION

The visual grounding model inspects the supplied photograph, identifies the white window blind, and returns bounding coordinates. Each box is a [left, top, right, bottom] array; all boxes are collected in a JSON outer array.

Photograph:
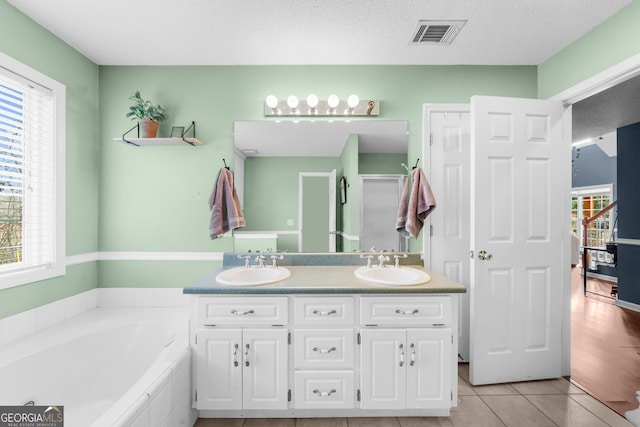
[[0, 53, 65, 289]]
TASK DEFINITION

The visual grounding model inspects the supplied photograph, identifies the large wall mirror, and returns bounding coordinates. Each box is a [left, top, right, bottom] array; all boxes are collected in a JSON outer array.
[[233, 120, 408, 253]]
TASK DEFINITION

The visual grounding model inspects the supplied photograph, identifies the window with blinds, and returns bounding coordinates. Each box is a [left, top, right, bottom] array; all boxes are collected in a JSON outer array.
[[0, 53, 65, 289]]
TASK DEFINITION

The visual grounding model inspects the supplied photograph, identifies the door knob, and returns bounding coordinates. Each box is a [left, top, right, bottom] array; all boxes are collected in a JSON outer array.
[[478, 250, 493, 261]]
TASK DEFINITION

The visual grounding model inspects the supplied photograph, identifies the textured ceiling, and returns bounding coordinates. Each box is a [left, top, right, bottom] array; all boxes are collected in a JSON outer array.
[[7, 0, 631, 66], [8, 0, 637, 142]]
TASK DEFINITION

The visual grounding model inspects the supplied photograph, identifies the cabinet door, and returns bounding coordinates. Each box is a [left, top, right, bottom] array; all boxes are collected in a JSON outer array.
[[406, 329, 452, 409], [360, 329, 406, 409], [196, 329, 242, 410], [242, 329, 289, 410]]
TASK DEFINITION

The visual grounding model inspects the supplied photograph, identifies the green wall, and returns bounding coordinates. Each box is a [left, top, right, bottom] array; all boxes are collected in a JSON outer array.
[[98, 65, 538, 264], [4, 0, 640, 319], [0, 0, 99, 318], [538, 1, 640, 98]]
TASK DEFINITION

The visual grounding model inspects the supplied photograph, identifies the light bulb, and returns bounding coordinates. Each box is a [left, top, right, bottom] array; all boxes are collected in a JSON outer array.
[[328, 94, 340, 109], [306, 94, 319, 109], [347, 94, 360, 109], [266, 95, 278, 109], [287, 95, 299, 110]]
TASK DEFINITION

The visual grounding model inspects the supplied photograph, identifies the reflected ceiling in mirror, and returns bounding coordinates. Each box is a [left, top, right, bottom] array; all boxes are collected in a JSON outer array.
[[234, 120, 408, 157]]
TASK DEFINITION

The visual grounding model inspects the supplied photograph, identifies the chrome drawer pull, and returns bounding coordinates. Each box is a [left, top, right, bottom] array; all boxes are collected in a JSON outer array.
[[410, 343, 416, 366], [312, 309, 337, 316], [395, 309, 419, 315], [233, 343, 239, 367], [244, 343, 250, 367], [399, 343, 405, 367], [230, 309, 255, 316], [312, 346, 337, 354], [313, 389, 337, 397]]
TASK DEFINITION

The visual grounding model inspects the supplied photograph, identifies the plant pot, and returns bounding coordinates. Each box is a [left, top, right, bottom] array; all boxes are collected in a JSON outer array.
[[139, 119, 159, 138]]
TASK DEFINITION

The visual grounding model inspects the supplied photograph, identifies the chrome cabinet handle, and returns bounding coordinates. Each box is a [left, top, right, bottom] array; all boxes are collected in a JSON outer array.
[[399, 343, 405, 367], [409, 343, 416, 366], [244, 343, 250, 367], [230, 309, 255, 316], [395, 309, 419, 315], [312, 346, 337, 354], [312, 309, 337, 316], [233, 343, 239, 367], [478, 250, 493, 261], [313, 389, 337, 397]]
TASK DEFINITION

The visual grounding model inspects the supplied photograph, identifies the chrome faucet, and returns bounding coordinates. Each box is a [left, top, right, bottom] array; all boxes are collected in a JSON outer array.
[[377, 251, 390, 268], [271, 254, 284, 268], [360, 254, 374, 268], [255, 254, 266, 268], [393, 253, 408, 268], [237, 254, 251, 268]]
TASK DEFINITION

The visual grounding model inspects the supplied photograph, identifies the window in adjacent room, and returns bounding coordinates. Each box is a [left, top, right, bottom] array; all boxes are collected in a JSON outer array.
[[0, 52, 65, 289], [571, 185, 614, 248]]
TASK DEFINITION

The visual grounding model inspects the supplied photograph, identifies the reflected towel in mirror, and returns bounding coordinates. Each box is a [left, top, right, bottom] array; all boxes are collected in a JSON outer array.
[[209, 167, 245, 239]]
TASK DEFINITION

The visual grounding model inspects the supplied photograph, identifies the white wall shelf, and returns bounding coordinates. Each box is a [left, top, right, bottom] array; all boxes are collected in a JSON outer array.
[[113, 137, 202, 147], [116, 120, 202, 146]]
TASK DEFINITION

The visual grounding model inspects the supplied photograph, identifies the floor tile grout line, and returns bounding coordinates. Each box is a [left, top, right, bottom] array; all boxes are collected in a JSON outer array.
[[567, 394, 623, 427]]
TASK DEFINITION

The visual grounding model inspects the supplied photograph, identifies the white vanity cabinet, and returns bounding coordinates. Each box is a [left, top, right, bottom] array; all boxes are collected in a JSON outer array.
[[195, 297, 289, 411], [191, 291, 458, 418], [359, 296, 453, 410]]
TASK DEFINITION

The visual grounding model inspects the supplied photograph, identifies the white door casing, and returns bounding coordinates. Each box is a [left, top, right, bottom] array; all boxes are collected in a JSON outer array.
[[425, 105, 471, 361], [469, 95, 566, 385]]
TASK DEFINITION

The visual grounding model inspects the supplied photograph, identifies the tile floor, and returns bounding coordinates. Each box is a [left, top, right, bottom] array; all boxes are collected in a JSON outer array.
[[195, 363, 634, 427]]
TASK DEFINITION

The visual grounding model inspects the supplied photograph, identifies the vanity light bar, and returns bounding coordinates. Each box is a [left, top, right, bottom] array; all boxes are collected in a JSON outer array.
[[264, 95, 380, 117]]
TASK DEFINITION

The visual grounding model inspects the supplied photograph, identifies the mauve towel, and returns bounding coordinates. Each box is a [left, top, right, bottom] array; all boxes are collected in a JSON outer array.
[[209, 168, 245, 239], [397, 168, 436, 238]]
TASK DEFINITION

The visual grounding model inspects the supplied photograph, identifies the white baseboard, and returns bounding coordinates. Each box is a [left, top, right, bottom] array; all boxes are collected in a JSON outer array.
[[615, 299, 640, 313]]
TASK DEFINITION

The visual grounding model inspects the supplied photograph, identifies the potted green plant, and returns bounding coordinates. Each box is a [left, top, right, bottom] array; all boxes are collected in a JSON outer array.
[[126, 90, 166, 138]]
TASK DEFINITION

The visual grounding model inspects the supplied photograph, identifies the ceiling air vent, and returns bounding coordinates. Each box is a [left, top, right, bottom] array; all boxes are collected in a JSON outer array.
[[411, 20, 466, 45]]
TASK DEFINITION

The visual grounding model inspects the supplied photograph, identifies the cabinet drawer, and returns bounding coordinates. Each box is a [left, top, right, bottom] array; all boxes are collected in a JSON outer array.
[[294, 329, 354, 369], [360, 296, 451, 326], [197, 296, 288, 326], [294, 371, 354, 409], [294, 297, 354, 325]]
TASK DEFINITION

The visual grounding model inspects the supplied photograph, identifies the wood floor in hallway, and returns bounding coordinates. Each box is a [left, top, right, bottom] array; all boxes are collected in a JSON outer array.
[[570, 266, 640, 416]]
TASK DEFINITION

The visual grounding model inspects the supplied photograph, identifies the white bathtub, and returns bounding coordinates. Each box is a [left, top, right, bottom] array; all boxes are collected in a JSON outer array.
[[0, 307, 195, 427]]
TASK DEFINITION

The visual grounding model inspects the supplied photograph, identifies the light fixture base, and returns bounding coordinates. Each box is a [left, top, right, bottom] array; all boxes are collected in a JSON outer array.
[[264, 98, 380, 116]]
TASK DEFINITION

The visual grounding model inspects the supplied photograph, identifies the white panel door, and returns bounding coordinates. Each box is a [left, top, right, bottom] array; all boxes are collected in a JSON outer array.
[[360, 329, 406, 409], [242, 329, 289, 409], [427, 106, 471, 361], [469, 95, 565, 385], [196, 329, 242, 410]]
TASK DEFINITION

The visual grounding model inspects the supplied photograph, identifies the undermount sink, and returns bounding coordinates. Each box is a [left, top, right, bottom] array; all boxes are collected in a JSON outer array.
[[354, 266, 431, 286], [216, 266, 291, 286]]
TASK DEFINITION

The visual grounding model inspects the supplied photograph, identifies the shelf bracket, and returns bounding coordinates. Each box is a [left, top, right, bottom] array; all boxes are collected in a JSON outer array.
[[122, 123, 140, 146], [181, 121, 197, 146]]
